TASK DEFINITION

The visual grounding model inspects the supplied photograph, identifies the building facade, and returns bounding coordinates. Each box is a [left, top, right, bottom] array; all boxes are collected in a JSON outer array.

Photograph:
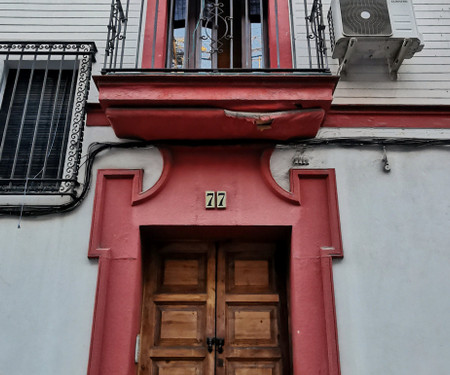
[[0, 0, 449, 374]]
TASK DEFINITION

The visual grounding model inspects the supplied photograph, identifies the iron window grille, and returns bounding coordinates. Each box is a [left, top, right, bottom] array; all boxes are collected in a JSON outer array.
[[0, 42, 96, 196]]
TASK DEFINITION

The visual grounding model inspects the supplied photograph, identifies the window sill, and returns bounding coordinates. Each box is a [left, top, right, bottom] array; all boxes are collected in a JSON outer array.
[[0, 194, 73, 206]]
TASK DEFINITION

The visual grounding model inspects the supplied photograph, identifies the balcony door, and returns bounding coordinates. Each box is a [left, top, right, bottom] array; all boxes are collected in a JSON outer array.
[[167, 0, 268, 69], [138, 241, 290, 375]]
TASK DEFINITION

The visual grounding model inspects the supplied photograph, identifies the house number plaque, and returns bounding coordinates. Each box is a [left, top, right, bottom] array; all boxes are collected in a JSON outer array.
[[205, 191, 227, 209]]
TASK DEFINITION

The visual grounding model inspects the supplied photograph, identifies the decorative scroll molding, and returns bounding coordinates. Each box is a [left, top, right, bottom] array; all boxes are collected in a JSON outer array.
[[61, 43, 97, 194]]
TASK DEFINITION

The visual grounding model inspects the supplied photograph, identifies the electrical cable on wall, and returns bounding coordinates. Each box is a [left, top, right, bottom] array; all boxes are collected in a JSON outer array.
[[0, 137, 449, 217]]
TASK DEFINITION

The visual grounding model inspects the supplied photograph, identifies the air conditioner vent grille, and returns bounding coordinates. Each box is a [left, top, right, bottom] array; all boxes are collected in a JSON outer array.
[[340, 0, 392, 36]]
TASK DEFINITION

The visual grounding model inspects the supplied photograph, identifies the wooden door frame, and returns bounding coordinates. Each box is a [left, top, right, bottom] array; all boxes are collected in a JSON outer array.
[[87, 145, 343, 375]]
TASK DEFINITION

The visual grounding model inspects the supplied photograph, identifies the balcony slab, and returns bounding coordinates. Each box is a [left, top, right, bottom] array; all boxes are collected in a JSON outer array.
[[94, 74, 338, 141]]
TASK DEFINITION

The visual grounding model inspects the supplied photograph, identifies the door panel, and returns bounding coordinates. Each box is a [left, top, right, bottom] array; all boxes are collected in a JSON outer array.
[[138, 242, 215, 375], [216, 243, 288, 375], [157, 251, 208, 293], [155, 304, 205, 345], [227, 361, 281, 375], [227, 306, 279, 345], [152, 360, 204, 375], [139, 241, 290, 375]]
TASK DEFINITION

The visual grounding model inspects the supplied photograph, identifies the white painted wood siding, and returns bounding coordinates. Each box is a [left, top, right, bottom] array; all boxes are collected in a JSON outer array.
[[0, 0, 449, 105], [292, 0, 450, 105], [0, 0, 145, 101]]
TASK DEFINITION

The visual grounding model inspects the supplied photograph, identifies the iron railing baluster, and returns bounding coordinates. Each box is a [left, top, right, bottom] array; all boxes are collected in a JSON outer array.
[[104, 0, 127, 70], [120, 0, 131, 68], [288, 0, 296, 67], [274, 0, 281, 67], [151, 0, 160, 68], [229, 0, 233, 68], [307, 0, 328, 70], [185, 0, 191, 68], [112, 3, 121, 69], [167, 0, 175, 67], [260, 0, 265, 68], [104, 0, 115, 68], [213, 0, 219, 68], [304, 0, 313, 68]]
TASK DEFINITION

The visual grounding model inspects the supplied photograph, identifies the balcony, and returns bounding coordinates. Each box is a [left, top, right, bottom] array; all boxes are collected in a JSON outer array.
[[95, 0, 338, 141]]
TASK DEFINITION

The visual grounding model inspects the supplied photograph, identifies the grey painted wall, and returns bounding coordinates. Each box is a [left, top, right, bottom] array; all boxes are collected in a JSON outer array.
[[0, 126, 163, 374], [271, 128, 450, 375]]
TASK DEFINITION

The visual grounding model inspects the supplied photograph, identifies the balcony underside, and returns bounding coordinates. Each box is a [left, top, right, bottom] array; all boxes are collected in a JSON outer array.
[[94, 74, 338, 141]]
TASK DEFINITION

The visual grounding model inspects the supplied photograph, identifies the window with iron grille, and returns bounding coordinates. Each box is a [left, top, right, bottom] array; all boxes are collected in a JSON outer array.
[[0, 67, 76, 193], [167, 0, 268, 69], [0, 42, 96, 196]]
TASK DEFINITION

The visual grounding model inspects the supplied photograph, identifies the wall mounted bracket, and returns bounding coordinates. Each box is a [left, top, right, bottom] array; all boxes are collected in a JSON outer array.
[[337, 37, 357, 75]]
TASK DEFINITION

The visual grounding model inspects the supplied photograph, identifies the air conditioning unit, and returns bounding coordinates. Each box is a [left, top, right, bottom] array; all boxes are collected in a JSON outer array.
[[328, 0, 424, 78]]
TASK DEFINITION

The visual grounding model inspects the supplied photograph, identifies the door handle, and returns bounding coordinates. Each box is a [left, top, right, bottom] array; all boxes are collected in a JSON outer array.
[[206, 337, 225, 353], [207, 337, 214, 353], [216, 338, 224, 354]]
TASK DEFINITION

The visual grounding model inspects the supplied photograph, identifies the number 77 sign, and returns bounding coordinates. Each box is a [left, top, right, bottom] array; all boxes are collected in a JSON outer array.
[[205, 191, 227, 209]]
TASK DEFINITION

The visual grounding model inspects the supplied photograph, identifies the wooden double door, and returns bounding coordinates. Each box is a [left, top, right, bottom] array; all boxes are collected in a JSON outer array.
[[138, 241, 291, 375]]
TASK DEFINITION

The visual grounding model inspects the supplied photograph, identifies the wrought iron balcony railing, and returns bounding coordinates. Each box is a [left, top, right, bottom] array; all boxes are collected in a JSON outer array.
[[0, 41, 96, 196], [102, 0, 329, 73]]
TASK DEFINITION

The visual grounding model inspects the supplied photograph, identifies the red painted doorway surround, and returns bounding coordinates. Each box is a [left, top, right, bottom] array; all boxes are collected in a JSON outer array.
[[87, 145, 343, 375]]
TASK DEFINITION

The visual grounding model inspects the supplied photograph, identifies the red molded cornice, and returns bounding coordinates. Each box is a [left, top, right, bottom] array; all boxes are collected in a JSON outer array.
[[94, 74, 337, 110], [324, 105, 450, 128], [86, 103, 110, 127], [94, 73, 338, 111], [88, 87, 450, 132]]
